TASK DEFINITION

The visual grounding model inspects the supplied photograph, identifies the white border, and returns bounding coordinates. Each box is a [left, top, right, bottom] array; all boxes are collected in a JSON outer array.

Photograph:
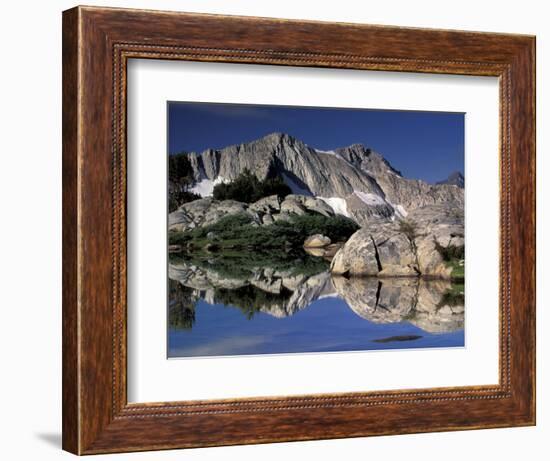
[[127, 59, 499, 403]]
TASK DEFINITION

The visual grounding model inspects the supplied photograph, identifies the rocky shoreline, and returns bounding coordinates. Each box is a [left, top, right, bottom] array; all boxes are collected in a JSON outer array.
[[169, 194, 464, 281], [330, 204, 464, 280]]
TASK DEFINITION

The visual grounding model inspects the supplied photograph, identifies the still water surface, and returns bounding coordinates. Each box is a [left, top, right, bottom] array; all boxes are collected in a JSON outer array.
[[168, 252, 464, 358]]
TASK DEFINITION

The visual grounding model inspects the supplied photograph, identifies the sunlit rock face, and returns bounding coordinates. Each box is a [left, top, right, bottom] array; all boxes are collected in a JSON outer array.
[[408, 204, 465, 248], [187, 133, 385, 199], [168, 194, 339, 233], [331, 204, 464, 279], [332, 276, 464, 333], [335, 143, 464, 212], [168, 197, 250, 233], [303, 234, 332, 248], [331, 222, 419, 277]]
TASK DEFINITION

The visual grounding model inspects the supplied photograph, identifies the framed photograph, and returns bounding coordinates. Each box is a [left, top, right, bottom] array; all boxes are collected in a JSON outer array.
[[62, 6, 535, 455]]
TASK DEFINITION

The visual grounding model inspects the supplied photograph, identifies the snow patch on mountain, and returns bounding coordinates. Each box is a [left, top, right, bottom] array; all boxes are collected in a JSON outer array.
[[395, 204, 408, 218], [318, 293, 339, 300], [319, 197, 350, 218], [354, 191, 387, 206], [388, 201, 408, 218], [190, 176, 229, 197], [316, 149, 339, 158]]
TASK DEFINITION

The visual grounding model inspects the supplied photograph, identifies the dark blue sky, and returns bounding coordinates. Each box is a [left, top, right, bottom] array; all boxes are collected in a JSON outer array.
[[168, 102, 464, 184]]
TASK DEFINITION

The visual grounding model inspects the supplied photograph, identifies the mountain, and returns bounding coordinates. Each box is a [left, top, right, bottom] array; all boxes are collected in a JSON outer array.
[[436, 171, 465, 188], [183, 132, 464, 224]]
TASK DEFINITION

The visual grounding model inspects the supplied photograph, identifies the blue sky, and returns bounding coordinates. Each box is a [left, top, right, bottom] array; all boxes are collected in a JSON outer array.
[[168, 102, 464, 184]]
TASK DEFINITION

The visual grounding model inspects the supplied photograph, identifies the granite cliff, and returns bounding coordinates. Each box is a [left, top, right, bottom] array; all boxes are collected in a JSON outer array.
[[181, 132, 463, 225]]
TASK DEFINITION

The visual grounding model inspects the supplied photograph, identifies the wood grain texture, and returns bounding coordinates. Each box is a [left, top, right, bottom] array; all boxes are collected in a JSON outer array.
[[62, 7, 79, 454], [62, 5, 536, 455]]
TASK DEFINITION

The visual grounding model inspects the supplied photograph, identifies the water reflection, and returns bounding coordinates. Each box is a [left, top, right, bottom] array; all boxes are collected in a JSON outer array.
[[168, 252, 464, 357]]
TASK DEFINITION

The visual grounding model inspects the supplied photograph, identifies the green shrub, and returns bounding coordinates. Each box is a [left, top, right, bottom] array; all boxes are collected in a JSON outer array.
[[289, 214, 360, 242], [204, 213, 254, 232], [437, 285, 465, 308], [168, 152, 194, 184], [434, 239, 465, 261], [398, 219, 418, 241], [168, 153, 201, 211], [168, 189, 201, 212], [168, 279, 196, 329], [215, 285, 291, 319], [213, 169, 291, 203], [169, 211, 359, 250], [168, 230, 192, 246], [258, 175, 293, 199]]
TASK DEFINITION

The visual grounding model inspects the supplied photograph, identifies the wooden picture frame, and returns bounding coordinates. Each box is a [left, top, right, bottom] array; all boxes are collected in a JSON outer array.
[[62, 5, 536, 455]]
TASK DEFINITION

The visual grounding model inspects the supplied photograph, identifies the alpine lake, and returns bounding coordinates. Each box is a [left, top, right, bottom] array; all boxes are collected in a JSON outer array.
[[168, 248, 465, 358]]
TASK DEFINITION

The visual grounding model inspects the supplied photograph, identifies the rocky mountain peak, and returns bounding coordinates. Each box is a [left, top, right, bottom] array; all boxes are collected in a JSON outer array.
[[436, 171, 464, 188], [179, 133, 464, 225], [247, 132, 304, 151], [262, 131, 295, 143], [335, 144, 403, 178]]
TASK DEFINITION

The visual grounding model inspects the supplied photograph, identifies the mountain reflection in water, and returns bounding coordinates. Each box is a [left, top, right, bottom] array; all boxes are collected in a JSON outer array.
[[168, 252, 464, 358]]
